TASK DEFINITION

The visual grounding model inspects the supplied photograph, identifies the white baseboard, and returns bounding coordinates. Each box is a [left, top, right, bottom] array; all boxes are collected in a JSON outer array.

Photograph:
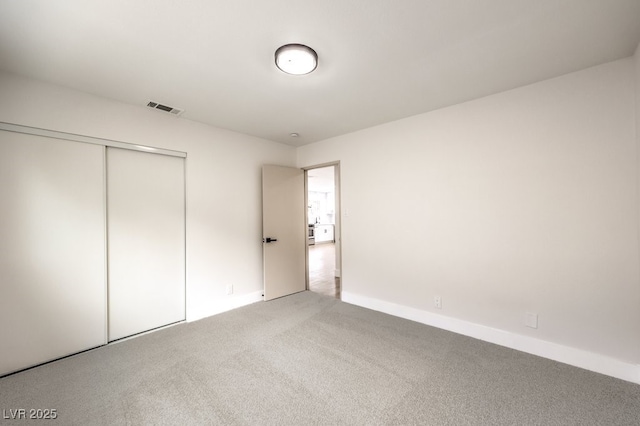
[[341, 291, 640, 385], [187, 290, 263, 322]]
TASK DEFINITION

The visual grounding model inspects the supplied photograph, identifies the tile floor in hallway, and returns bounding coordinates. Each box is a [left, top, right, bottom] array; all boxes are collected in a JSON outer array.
[[308, 242, 340, 299]]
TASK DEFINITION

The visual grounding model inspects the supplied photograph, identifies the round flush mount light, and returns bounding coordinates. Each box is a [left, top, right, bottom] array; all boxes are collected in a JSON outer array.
[[275, 44, 318, 75]]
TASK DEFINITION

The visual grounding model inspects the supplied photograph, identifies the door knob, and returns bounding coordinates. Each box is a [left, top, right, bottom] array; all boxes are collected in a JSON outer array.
[[263, 237, 278, 243]]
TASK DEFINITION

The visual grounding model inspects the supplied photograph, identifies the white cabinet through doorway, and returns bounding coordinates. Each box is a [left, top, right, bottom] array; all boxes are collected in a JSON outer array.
[[315, 224, 335, 243]]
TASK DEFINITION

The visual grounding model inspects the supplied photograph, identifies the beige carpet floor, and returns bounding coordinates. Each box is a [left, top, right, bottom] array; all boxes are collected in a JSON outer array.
[[1, 291, 639, 425]]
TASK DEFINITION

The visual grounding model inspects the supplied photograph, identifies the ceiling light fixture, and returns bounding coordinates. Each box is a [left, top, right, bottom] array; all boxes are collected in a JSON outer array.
[[275, 44, 318, 75]]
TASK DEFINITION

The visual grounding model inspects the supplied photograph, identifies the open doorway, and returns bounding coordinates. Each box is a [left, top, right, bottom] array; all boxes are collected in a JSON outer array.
[[306, 164, 341, 299]]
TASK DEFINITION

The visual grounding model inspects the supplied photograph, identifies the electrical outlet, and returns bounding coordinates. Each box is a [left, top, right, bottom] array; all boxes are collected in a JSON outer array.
[[525, 312, 538, 329], [434, 296, 442, 309], [226, 284, 233, 295]]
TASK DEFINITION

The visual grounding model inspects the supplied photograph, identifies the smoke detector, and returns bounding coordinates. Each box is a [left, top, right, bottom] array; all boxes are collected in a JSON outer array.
[[146, 101, 184, 116]]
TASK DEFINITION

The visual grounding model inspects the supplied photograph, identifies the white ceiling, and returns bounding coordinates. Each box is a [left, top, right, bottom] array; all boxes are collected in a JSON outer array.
[[1, 1, 639, 147]]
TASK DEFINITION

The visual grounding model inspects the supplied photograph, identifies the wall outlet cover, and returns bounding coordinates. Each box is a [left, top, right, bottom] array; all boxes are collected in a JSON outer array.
[[525, 312, 538, 329]]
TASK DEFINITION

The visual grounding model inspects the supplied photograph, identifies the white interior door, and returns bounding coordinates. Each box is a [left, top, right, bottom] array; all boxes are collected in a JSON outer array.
[[0, 131, 106, 376], [262, 165, 306, 301], [107, 148, 185, 341]]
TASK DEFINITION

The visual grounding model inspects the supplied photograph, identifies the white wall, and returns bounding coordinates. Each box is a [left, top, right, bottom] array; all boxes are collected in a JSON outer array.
[[0, 71, 296, 321], [298, 57, 640, 378], [636, 42, 640, 366]]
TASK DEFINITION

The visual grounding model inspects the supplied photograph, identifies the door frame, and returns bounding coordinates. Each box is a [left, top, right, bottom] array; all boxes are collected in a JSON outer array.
[[303, 161, 342, 298]]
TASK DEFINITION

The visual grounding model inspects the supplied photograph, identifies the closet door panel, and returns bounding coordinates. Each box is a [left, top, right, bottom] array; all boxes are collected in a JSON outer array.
[[107, 148, 185, 341], [0, 131, 106, 376]]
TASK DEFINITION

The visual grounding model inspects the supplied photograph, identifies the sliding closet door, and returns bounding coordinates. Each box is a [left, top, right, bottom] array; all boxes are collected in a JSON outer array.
[[0, 131, 106, 376], [107, 148, 185, 341]]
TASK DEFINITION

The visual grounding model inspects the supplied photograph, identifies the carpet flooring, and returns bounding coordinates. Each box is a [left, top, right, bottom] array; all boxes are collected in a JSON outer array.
[[1, 291, 639, 425]]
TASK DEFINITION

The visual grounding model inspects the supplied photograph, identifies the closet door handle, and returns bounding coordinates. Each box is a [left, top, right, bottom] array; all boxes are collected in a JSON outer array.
[[263, 237, 278, 243]]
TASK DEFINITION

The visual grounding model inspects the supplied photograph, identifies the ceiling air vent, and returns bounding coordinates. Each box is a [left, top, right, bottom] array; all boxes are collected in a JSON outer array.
[[146, 101, 184, 116]]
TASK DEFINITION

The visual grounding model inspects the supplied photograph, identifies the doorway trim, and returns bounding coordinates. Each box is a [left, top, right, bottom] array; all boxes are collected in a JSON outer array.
[[303, 161, 342, 299]]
